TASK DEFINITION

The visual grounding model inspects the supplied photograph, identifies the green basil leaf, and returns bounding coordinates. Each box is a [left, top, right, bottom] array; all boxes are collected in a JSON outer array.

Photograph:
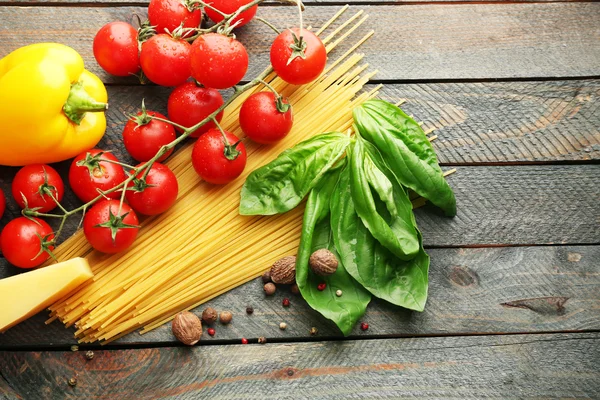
[[353, 99, 456, 217], [331, 166, 430, 311], [348, 138, 419, 260], [239, 133, 351, 215], [296, 165, 371, 336]]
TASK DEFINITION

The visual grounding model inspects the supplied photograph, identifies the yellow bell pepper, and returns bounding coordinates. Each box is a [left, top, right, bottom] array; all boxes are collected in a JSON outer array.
[[0, 43, 108, 166]]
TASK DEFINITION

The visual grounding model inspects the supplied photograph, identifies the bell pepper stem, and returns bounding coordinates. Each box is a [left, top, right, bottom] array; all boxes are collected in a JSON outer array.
[[63, 82, 108, 125]]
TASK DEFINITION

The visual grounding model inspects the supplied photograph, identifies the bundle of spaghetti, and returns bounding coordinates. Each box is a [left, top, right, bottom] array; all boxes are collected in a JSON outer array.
[[46, 8, 387, 344]]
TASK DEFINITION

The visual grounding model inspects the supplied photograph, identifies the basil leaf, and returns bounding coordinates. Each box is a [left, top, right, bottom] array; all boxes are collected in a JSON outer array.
[[239, 133, 351, 215], [331, 166, 430, 311], [348, 138, 419, 260], [296, 165, 371, 336], [353, 99, 456, 217]]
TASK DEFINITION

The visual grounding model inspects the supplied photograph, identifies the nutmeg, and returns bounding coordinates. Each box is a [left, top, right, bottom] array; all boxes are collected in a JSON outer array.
[[202, 307, 218, 324], [270, 255, 296, 284], [309, 249, 338, 276], [172, 311, 202, 346]]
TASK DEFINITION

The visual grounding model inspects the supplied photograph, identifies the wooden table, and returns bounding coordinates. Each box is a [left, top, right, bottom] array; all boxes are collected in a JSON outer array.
[[1, 0, 599, 398]]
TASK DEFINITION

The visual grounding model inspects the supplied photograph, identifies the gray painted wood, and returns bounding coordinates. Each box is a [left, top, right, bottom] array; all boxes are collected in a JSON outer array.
[[1, 333, 599, 399], [1, 4, 599, 82], [1, 245, 598, 347]]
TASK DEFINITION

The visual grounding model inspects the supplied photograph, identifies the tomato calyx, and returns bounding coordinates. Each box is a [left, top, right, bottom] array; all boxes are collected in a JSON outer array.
[[287, 30, 307, 66], [32, 232, 57, 262], [95, 208, 141, 243], [130, 100, 152, 127], [36, 166, 59, 203], [223, 140, 243, 161], [135, 15, 156, 47], [275, 96, 291, 113], [129, 177, 156, 193], [76, 151, 108, 178]]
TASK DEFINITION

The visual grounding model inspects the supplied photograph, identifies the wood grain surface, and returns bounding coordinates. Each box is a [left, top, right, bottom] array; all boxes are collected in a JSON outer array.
[[1, 333, 599, 399], [1, 4, 599, 82], [1, 245, 597, 347]]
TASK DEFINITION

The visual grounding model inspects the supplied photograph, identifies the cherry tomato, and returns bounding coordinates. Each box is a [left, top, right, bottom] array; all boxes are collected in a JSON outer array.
[[93, 21, 140, 77], [1, 217, 54, 269], [167, 82, 224, 137], [126, 163, 178, 216], [190, 33, 248, 89], [11, 164, 64, 213], [123, 111, 176, 162], [204, 0, 258, 28], [239, 92, 293, 144], [148, 0, 202, 36], [0, 189, 5, 219], [270, 28, 327, 85], [83, 200, 139, 254], [69, 150, 127, 203], [191, 129, 247, 184], [140, 34, 191, 87]]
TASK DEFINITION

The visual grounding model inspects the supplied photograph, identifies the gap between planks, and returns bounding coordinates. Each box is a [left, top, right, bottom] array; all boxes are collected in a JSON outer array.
[[3, 328, 599, 352]]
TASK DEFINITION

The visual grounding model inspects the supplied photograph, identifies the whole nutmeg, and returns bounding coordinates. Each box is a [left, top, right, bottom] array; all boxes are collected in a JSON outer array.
[[172, 311, 202, 346], [270, 255, 296, 284], [309, 249, 338, 276], [263, 282, 276, 296], [202, 307, 218, 324], [219, 311, 233, 325], [261, 270, 272, 283]]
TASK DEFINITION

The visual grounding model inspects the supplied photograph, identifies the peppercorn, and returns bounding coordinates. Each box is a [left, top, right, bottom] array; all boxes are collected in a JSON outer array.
[[68, 377, 77, 387], [70, 345, 79, 352], [258, 336, 267, 344], [309, 327, 318, 336], [360, 322, 369, 331], [261, 270, 272, 283], [335, 289, 343, 297], [246, 306, 254, 315], [241, 338, 248, 344], [263, 282, 276, 296], [219, 311, 233, 325], [317, 282, 327, 291], [202, 307, 218, 324], [290, 283, 300, 295], [282, 298, 290, 307], [207, 328, 216, 337], [85, 350, 94, 360], [279, 322, 287, 330]]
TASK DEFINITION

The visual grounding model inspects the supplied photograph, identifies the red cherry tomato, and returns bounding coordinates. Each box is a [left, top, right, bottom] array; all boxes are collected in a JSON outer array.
[[191, 129, 247, 184], [190, 33, 248, 89], [167, 82, 224, 137], [239, 92, 293, 144], [1, 217, 54, 269], [69, 150, 127, 203], [93, 21, 140, 77], [204, 0, 258, 28], [0, 189, 5, 219], [11, 164, 64, 213], [148, 0, 202, 36], [83, 200, 139, 254], [123, 111, 176, 162], [126, 163, 178, 216], [140, 34, 191, 87], [270, 28, 327, 85]]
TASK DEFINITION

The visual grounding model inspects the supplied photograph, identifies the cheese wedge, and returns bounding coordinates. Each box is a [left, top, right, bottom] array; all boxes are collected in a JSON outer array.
[[0, 257, 93, 332]]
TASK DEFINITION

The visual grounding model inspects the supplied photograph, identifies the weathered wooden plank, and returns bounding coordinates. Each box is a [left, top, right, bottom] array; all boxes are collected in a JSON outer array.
[[1, 245, 598, 347], [2, 164, 598, 249], [1, 4, 599, 81], [1, 333, 598, 399]]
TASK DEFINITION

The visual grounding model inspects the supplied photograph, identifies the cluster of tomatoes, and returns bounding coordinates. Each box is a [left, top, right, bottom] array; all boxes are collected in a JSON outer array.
[[93, 0, 327, 183], [0, 152, 179, 268], [0, 0, 328, 269]]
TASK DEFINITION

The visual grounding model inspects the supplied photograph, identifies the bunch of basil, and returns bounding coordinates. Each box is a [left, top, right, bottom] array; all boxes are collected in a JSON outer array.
[[239, 100, 456, 335]]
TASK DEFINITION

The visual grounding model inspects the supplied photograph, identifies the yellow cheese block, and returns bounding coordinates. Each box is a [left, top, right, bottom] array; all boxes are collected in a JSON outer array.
[[0, 257, 93, 332]]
